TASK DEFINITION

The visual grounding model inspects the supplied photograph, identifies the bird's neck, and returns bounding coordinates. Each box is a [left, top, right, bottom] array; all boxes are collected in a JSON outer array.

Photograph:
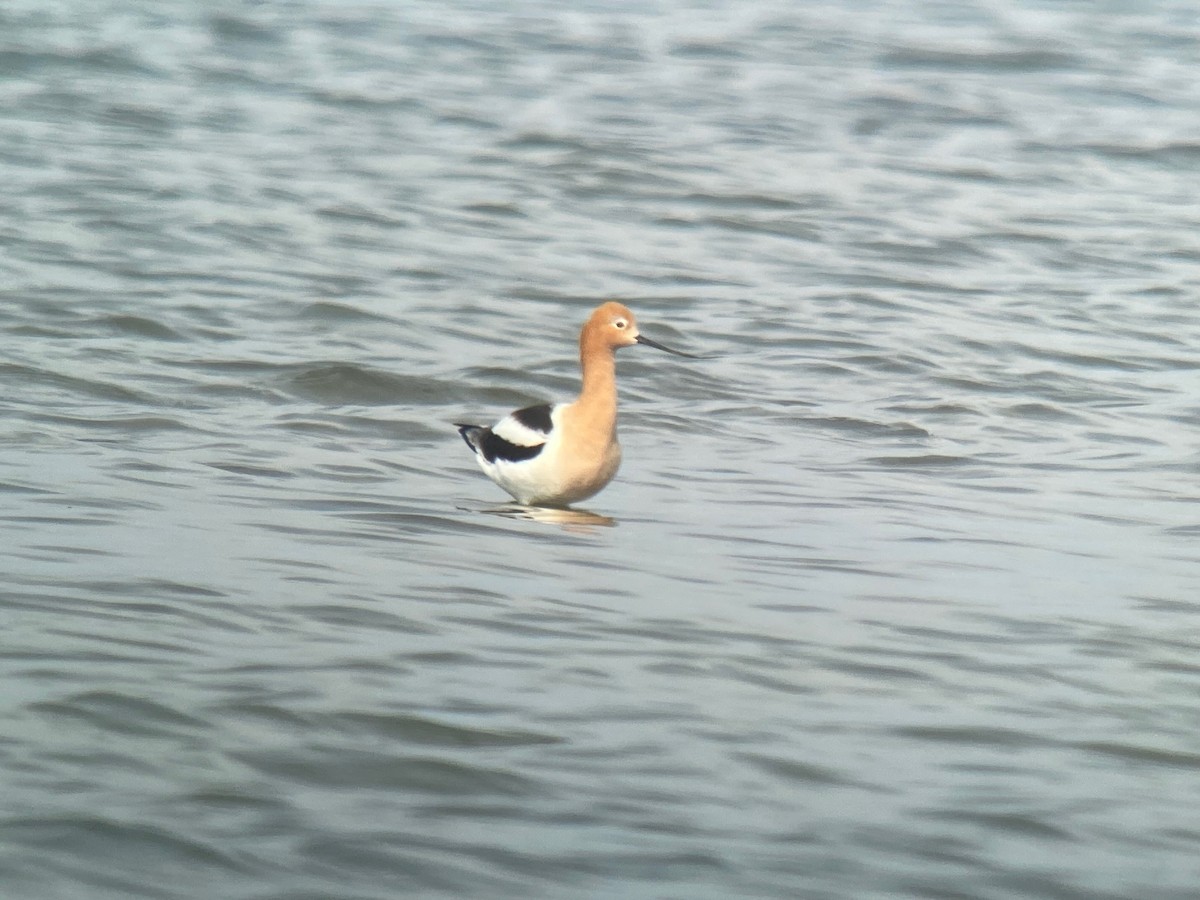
[[575, 335, 618, 434]]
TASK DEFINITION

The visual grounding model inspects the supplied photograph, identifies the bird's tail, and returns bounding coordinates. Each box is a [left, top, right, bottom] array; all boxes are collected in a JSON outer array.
[[455, 424, 486, 455]]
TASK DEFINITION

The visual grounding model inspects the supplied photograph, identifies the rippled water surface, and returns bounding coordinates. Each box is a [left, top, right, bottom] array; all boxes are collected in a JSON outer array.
[[3, 1, 1200, 898]]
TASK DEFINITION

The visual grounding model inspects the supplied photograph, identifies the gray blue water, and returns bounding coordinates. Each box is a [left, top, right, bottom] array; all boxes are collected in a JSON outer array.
[[3, 1, 1200, 898]]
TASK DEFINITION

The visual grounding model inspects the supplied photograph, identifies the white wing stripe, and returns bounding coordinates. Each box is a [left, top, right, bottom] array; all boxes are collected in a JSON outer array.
[[492, 414, 551, 448]]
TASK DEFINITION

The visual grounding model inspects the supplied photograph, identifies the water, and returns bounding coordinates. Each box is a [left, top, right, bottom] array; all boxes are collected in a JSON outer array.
[[3, 1, 1200, 897]]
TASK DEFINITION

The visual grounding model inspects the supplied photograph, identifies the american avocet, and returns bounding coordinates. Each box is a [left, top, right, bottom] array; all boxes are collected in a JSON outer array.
[[456, 301, 698, 507]]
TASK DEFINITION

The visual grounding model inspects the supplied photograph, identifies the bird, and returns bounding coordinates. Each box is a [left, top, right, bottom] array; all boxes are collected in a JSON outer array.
[[456, 301, 698, 507]]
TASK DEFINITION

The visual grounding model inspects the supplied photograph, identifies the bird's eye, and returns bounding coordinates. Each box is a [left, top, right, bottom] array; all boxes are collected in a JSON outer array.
[[614, 320, 627, 329]]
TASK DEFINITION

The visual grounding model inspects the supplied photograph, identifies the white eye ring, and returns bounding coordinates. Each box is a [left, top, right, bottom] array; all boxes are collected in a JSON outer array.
[[614, 320, 627, 329]]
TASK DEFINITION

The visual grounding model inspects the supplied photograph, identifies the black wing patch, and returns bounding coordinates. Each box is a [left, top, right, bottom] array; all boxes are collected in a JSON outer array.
[[479, 430, 545, 463], [512, 403, 553, 434], [456, 423, 546, 464]]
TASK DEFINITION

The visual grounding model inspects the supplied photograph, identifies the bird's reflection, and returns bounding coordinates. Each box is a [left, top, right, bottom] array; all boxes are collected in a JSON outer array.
[[481, 503, 616, 531]]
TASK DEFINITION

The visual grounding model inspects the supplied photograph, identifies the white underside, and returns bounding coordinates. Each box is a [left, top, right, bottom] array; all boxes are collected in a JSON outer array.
[[473, 404, 565, 505]]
